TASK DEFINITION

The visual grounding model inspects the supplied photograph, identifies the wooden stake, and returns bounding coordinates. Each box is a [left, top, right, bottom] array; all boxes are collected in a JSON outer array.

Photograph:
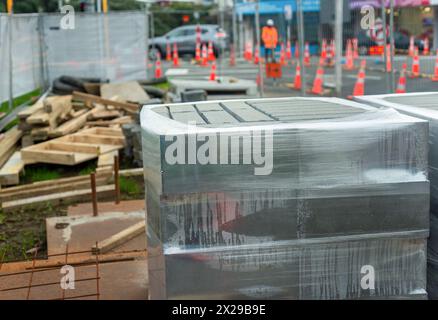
[[114, 155, 120, 204], [90, 173, 98, 217]]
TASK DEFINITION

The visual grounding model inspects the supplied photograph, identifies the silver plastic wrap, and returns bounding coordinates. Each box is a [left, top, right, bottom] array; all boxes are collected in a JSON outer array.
[[355, 93, 438, 299], [141, 97, 429, 300]]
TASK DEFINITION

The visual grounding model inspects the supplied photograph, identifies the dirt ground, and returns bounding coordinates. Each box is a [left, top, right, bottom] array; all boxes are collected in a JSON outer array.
[[0, 163, 145, 263]]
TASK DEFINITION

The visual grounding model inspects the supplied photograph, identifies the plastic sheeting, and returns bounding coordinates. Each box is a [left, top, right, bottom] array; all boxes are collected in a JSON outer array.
[[0, 12, 148, 105], [42, 11, 147, 83], [355, 92, 438, 299], [141, 97, 429, 300], [0, 13, 42, 105]]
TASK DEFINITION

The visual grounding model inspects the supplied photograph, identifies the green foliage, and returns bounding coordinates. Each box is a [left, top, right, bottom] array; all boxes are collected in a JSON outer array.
[[23, 167, 62, 182], [120, 176, 141, 196], [79, 162, 97, 176], [0, 88, 41, 114]]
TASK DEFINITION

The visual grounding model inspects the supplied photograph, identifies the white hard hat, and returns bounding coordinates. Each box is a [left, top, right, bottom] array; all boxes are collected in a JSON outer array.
[[267, 19, 274, 26]]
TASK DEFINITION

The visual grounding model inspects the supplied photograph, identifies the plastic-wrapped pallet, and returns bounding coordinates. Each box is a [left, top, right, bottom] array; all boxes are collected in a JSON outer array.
[[141, 97, 429, 300], [355, 92, 438, 299]]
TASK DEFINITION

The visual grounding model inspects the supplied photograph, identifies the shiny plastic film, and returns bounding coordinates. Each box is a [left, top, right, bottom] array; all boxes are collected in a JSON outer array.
[[141, 97, 429, 300], [355, 92, 438, 299]]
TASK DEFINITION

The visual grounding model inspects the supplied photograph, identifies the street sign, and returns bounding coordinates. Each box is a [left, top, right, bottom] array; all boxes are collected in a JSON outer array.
[[284, 4, 292, 21]]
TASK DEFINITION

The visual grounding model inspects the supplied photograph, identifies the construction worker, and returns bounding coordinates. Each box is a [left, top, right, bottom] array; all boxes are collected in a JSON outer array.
[[262, 19, 278, 63]]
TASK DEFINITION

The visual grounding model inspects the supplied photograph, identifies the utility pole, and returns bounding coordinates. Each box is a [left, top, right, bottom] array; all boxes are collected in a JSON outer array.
[[96, 0, 102, 13], [381, 0, 389, 92], [297, 0, 306, 96], [232, 0, 238, 59], [7, 0, 13, 111], [145, 3, 150, 80], [255, 1, 264, 97], [334, 0, 343, 97], [389, 0, 395, 92]]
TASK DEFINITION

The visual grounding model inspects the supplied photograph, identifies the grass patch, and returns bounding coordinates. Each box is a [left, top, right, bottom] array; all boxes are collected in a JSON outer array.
[[0, 88, 42, 114], [23, 167, 62, 183], [153, 81, 170, 90], [120, 176, 142, 196], [79, 162, 97, 176]]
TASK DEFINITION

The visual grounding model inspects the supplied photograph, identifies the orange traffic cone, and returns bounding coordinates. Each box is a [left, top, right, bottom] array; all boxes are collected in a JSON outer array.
[[386, 44, 392, 72], [432, 49, 438, 81], [410, 47, 420, 78], [311, 65, 324, 95], [246, 42, 253, 61], [396, 63, 408, 93], [409, 36, 415, 57], [304, 42, 310, 66], [286, 40, 292, 60], [201, 44, 208, 67], [349, 60, 366, 98], [209, 61, 216, 81], [208, 41, 215, 61], [280, 43, 286, 65], [166, 42, 172, 61], [424, 38, 430, 56], [326, 39, 335, 67], [254, 45, 260, 64], [195, 42, 201, 62], [320, 39, 327, 66], [172, 43, 179, 67], [344, 39, 355, 70], [155, 52, 162, 79], [244, 42, 249, 61], [293, 63, 301, 90]]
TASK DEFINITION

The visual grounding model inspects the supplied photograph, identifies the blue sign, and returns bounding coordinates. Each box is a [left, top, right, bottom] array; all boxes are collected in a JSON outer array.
[[236, 0, 320, 15]]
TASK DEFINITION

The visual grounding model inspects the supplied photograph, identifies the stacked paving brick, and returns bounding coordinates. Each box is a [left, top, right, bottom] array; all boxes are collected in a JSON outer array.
[[356, 92, 438, 299], [141, 97, 429, 299]]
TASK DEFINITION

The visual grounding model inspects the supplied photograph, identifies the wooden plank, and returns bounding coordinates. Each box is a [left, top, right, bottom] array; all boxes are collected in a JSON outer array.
[[84, 127, 124, 137], [68, 134, 125, 146], [0, 152, 36, 187], [92, 220, 146, 254], [18, 100, 44, 120], [73, 91, 139, 114], [100, 81, 149, 104], [1, 184, 116, 212], [0, 152, 26, 186], [44, 95, 72, 114], [0, 171, 112, 196], [49, 110, 92, 138], [0, 127, 23, 167], [98, 150, 118, 168], [0, 146, 16, 170], [0, 176, 110, 202], [89, 109, 122, 120], [86, 116, 133, 127], [119, 168, 143, 177], [21, 148, 77, 166], [47, 141, 101, 154]]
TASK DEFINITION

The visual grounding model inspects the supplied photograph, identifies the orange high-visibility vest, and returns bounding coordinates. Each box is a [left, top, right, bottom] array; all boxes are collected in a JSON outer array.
[[262, 26, 278, 49]]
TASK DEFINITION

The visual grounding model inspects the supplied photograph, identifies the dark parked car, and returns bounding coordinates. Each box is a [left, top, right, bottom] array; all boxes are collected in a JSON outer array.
[[356, 31, 425, 55], [149, 24, 228, 59]]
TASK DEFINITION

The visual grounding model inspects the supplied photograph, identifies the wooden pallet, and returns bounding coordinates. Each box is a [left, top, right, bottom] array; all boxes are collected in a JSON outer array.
[[21, 127, 126, 166]]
